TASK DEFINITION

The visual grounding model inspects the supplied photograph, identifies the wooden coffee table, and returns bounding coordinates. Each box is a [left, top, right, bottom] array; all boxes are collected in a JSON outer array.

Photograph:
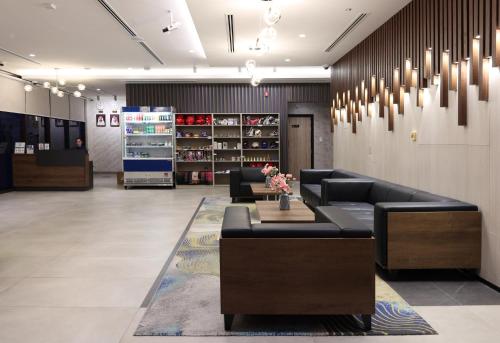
[[250, 183, 292, 200], [255, 200, 315, 223]]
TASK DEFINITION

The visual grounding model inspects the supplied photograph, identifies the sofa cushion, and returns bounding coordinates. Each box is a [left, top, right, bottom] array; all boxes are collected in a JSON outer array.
[[368, 182, 391, 204], [386, 185, 417, 202], [322, 179, 374, 203], [241, 167, 265, 182], [327, 202, 374, 231], [315, 206, 373, 237]]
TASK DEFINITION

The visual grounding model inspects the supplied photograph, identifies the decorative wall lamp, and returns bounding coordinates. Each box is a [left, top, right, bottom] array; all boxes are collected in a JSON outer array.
[[450, 62, 458, 91], [411, 68, 418, 89], [440, 50, 450, 107], [370, 75, 377, 100], [458, 60, 468, 126], [417, 88, 424, 108], [388, 93, 394, 131], [393, 68, 400, 106], [404, 59, 412, 93], [424, 48, 432, 79], [378, 78, 385, 117], [399, 87, 405, 114], [470, 37, 480, 85], [479, 57, 490, 101]]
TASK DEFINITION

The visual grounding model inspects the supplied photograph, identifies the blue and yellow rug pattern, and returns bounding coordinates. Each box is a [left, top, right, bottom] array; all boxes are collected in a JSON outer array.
[[135, 197, 437, 336]]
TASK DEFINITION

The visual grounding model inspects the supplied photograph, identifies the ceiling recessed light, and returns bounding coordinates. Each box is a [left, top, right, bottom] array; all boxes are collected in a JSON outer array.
[[29, 53, 36, 57], [298, 34, 306, 38], [96, 88, 101, 91], [284, 58, 291, 62], [188, 49, 195, 53]]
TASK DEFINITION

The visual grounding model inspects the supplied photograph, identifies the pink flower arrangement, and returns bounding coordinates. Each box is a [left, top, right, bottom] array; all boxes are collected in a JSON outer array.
[[261, 163, 278, 177], [271, 173, 292, 194]]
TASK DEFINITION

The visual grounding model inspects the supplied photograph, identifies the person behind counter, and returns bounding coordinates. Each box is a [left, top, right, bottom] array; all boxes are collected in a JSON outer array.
[[74, 137, 85, 150]]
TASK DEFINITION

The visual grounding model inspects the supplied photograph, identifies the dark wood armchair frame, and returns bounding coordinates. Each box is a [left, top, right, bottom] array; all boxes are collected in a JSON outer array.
[[220, 237, 375, 331]]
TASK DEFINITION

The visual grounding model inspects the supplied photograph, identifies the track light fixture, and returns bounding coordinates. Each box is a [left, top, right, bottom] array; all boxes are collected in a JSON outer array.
[[24, 84, 33, 92], [77, 83, 86, 91], [57, 90, 64, 98], [51, 86, 59, 94], [73, 91, 81, 98]]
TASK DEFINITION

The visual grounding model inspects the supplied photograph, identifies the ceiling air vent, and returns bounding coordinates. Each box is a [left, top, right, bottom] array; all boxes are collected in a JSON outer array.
[[96, 0, 165, 65], [225, 14, 235, 53], [324, 13, 367, 53]]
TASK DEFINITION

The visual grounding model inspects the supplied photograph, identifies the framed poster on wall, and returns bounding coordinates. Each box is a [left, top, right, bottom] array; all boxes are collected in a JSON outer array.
[[96, 114, 106, 127], [110, 114, 120, 127]]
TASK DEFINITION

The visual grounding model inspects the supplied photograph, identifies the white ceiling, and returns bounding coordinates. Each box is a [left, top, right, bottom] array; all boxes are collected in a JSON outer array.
[[0, 0, 410, 96], [187, 0, 410, 66]]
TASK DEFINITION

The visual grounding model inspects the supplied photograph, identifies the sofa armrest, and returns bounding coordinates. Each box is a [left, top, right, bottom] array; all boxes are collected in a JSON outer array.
[[300, 169, 334, 185], [320, 179, 374, 205], [229, 168, 242, 197], [374, 202, 480, 268], [221, 206, 252, 238]]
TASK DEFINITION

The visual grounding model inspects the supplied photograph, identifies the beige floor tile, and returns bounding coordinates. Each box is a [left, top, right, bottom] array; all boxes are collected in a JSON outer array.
[[0, 278, 22, 293], [33, 256, 166, 278], [61, 241, 172, 259], [0, 277, 154, 307], [0, 307, 138, 343], [0, 256, 57, 277]]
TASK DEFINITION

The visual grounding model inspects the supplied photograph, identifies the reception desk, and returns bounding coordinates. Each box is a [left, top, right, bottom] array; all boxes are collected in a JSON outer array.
[[12, 150, 93, 190]]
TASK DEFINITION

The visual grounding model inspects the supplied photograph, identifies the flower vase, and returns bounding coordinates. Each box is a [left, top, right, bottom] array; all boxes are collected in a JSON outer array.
[[279, 193, 290, 210], [265, 175, 272, 188]]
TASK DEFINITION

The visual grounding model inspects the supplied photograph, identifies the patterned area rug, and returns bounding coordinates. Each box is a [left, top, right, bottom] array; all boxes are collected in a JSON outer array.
[[135, 197, 437, 336]]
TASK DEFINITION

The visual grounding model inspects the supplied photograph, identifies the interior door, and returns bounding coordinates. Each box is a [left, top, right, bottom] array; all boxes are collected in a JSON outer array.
[[287, 116, 312, 180]]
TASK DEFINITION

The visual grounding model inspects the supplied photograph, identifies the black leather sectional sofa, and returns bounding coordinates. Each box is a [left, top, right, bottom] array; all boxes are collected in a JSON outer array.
[[220, 206, 374, 331], [230, 167, 265, 202], [300, 169, 482, 271]]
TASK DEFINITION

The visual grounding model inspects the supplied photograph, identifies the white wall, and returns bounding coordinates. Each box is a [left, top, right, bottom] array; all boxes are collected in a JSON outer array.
[[0, 76, 26, 114], [333, 64, 500, 287], [0, 74, 86, 122], [86, 96, 126, 172]]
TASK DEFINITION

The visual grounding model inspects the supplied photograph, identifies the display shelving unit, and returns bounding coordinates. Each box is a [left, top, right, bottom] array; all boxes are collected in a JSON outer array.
[[175, 113, 280, 186], [121, 106, 175, 188]]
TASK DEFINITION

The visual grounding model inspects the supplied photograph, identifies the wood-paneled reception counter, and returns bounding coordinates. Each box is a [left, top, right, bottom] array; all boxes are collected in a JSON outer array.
[[13, 150, 93, 190]]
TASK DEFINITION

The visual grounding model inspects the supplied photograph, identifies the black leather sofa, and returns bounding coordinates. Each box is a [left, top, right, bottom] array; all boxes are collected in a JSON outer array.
[[220, 206, 374, 331], [230, 167, 266, 202], [300, 169, 364, 208], [300, 169, 482, 271]]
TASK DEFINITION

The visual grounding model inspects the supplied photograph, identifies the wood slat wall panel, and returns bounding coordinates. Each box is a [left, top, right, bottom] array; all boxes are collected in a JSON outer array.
[[331, 0, 498, 131]]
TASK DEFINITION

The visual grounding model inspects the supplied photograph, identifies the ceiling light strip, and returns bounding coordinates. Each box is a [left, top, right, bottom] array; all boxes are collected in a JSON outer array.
[[96, 0, 165, 65], [325, 13, 367, 53], [0, 47, 41, 65]]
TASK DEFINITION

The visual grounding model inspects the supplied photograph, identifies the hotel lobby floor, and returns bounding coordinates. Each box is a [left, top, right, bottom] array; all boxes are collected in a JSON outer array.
[[0, 174, 499, 343]]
